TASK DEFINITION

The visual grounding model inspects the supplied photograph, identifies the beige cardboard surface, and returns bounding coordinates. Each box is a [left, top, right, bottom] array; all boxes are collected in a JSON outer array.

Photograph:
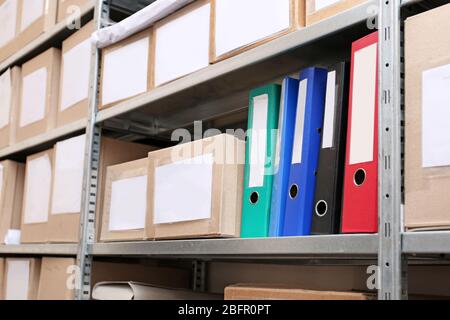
[[305, 0, 366, 26], [20, 149, 53, 244], [0, 67, 21, 149], [58, 0, 92, 22], [405, 4, 450, 230], [146, 134, 244, 240], [37, 257, 76, 300], [101, 158, 148, 242], [57, 20, 94, 127], [4, 258, 41, 300], [16, 48, 60, 143], [0, 160, 25, 244], [0, 0, 21, 63], [0, 258, 4, 300]]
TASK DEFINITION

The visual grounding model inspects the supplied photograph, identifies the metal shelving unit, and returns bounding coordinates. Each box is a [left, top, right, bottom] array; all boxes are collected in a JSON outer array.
[[0, 244, 78, 256]]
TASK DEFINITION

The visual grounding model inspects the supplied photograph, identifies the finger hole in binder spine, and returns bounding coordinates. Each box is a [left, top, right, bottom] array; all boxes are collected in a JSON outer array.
[[353, 168, 366, 187], [249, 191, 259, 205], [315, 200, 328, 217], [289, 184, 299, 199]]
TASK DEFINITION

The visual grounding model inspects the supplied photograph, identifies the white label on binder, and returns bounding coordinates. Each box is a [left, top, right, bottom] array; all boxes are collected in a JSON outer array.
[[322, 71, 337, 149], [349, 43, 377, 165], [5, 260, 30, 300], [61, 39, 91, 111], [20, 0, 44, 32], [109, 175, 147, 231], [214, 0, 291, 57], [292, 79, 308, 164], [51, 135, 86, 215], [20, 67, 47, 128], [102, 36, 149, 106], [0, 0, 18, 48], [23, 154, 51, 224], [274, 83, 286, 171], [0, 164, 3, 197], [154, 153, 213, 224], [0, 69, 12, 129], [315, 0, 340, 11], [422, 63, 450, 168], [154, 2, 210, 86], [249, 94, 268, 187]]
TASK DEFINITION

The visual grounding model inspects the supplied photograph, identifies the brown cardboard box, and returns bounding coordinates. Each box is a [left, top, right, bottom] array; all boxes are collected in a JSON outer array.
[[225, 284, 375, 300], [21, 149, 53, 244], [305, 0, 366, 26], [0, 258, 4, 300], [101, 158, 148, 242], [0, 0, 21, 63], [16, 0, 58, 50], [37, 257, 76, 300], [0, 160, 25, 244], [0, 67, 21, 149], [146, 134, 244, 240], [210, 0, 305, 63], [16, 48, 60, 143], [57, 20, 94, 127], [405, 4, 450, 230], [3, 258, 41, 300], [100, 28, 153, 109], [58, 0, 92, 22]]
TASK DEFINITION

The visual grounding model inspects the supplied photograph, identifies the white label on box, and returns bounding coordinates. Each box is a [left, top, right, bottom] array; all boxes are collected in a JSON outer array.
[[274, 83, 286, 170], [102, 36, 149, 106], [51, 135, 86, 214], [292, 79, 308, 164], [0, 163, 3, 198], [154, 2, 210, 86], [23, 154, 51, 224], [4, 229, 21, 245], [5, 260, 30, 300], [349, 43, 377, 165], [422, 63, 450, 168], [322, 71, 337, 149], [109, 175, 147, 231], [153, 153, 213, 224], [214, 0, 291, 57], [0, 0, 18, 48], [61, 39, 91, 111], [20, 67, 48, 128], [249, 94, 268, 188], [0, 69, 12, 129], [315, 0, 341, 11], [20, 0, 45, 32]]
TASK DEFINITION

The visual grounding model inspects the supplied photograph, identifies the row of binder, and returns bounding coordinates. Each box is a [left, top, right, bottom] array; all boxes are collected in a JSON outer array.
[[241, 31, 379, 237]]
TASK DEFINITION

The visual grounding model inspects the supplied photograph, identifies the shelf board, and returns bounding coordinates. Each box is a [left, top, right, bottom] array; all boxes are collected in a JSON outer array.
[[0, 244, 78, 256], [403, 232, 450, 254], [90, 235, 378, 259], [0, 2, 95, 73]]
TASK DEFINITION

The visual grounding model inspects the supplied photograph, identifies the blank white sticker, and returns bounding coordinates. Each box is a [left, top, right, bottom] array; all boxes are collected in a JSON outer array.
[[109, 175, 147, 231], [422, 63, 450, 168], [23, 154, 52, 224], [20, 67, 48, 128], [0, 163, 3, 198], [153, 153, 213, 224], [51, 135, 86, 215], [5, 260, 30, 300], [315, 0, 340, 11], [155, 2, 210, 86], [0, 69, 12, 129], [20, 0, 44, 32], [214, 0, 291, 57], [322, 71, 337, 149], [292, 79, 308, 164], [61, 39, 91, 111], [249, 94, 268, 188], [349, 43, 377, 165], [274, 83, 286, 170], [0, 0, 18, 48], [102, 36, 149, 106]]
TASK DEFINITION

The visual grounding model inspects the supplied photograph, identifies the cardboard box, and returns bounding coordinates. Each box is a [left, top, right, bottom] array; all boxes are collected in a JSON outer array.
[[405, 4, 450, 230], [101, 158, 148, 242], [305, 0, 366, 26], [37, 257, 76, 300], [21, 149, 53, 244], [100, 28, 153, 109], [0, 258, 4, 300], [0, 0, 20, 63], [3, 258, 41, 300], [0, 67, 21, 149], [58, 0, 92, 22], [47, 134, 86, 243], [58, 20, 94, 127], [146, 134, 244, 240], [153, 0, 211, 87], [211, 0, 305, 63], [224, 284, 375, 300], [0, 160, 25, 245], [16, 0, 57, 50], [16, 48, 60, 143]]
